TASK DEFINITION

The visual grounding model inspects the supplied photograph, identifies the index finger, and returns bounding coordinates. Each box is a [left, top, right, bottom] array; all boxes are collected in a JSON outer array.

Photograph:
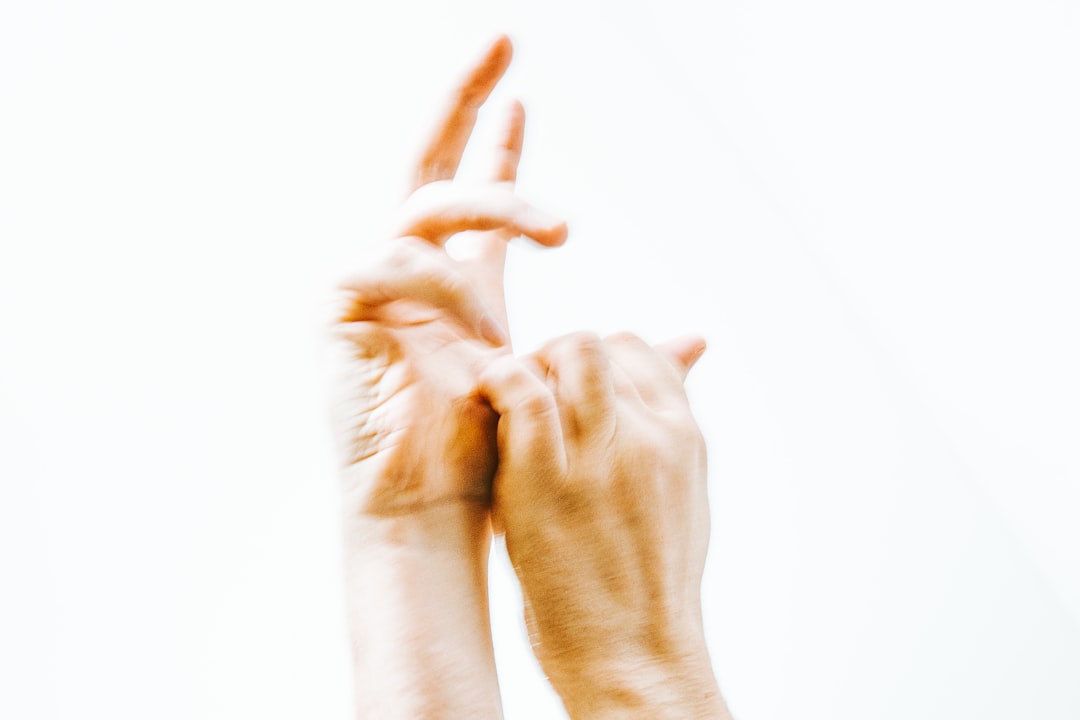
[[411, 35, 514, 191]]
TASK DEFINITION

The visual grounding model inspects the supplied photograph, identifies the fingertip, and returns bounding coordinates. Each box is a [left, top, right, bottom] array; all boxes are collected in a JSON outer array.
[[510, 203, 569, 247], [656, 334, 708, 379], [508, 97, 525, 120], [684, 337, 707, 372], [484, 34, 514, 75], [492, 33, 513, 57], [411, 34, 515, 191], [545, 220, 569, 247], [528, 219, 569, 248], [459, 35, 514, 109]]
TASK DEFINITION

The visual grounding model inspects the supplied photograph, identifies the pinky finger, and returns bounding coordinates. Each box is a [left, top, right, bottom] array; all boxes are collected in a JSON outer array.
[[654, 335, 708, 382]]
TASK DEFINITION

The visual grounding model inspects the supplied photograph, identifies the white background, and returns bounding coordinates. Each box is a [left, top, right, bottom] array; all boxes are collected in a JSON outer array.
[[2, 1, 1078, 718]]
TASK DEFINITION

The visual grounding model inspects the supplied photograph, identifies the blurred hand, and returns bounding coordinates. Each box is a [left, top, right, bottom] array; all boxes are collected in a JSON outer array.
[[332, 36, 566, 519], [480, 332, 732, 719], [334, 37, 565, 719]]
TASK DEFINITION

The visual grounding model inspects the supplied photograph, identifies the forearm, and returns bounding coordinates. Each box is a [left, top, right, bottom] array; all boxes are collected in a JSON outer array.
[[553, 650, 732, 720], [343, 500, 502, 720]]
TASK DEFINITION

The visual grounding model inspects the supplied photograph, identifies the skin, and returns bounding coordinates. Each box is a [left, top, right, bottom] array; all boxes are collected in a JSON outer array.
[[332, 36, 565, 720], [333, 35, 731, 720], [479, 333, 734, 720]]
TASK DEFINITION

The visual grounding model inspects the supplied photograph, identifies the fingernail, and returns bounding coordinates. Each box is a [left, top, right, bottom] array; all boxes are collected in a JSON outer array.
[[479, 313, 510, 346]]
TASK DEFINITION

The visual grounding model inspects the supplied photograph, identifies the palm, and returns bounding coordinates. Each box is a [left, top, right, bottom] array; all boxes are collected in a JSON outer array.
[[338, 304, 501, 514], [334, 36, 565, 518]]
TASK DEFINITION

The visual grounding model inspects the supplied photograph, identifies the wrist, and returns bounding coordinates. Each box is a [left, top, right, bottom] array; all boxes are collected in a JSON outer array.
[[343, 500, 501, 719], [342, 499, 493, 646], [548, 645, 729, 720], [344, 495, 490, 552]]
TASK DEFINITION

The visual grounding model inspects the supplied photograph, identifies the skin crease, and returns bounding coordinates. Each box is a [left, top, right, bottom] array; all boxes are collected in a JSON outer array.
[[334, 35, 731, 720]]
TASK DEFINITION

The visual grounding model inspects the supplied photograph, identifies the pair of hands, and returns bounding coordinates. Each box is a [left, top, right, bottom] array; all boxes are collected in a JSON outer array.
[[332, 37, 727, 719]]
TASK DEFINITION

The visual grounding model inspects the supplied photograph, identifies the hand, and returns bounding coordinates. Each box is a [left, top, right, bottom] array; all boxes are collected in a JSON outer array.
[[479, 332, 732, 719], [332, 35, 566, 519], [333, 36, 565, 719]]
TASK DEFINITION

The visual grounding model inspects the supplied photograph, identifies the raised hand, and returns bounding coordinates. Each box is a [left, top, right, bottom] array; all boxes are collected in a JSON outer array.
[[333, 37, 565, 720], [480, 332, 733, 720], [333, 35, 565, 517]]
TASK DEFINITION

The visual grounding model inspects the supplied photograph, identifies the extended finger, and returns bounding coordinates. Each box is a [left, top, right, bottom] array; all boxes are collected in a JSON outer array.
[[397, 182, 568, 247], [412, 35, 513, 191], [493, 100, 526, 183], [336, 240, 508, 346], [459, 100, 528, 280]]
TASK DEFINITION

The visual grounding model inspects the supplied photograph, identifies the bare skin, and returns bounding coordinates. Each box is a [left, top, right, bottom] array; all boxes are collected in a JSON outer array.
[[332, 36, 565, 720], [333, 35, 731, 720], [479, 333, 734, 720]]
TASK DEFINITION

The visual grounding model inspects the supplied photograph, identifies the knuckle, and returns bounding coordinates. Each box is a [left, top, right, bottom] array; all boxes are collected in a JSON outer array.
[[482, 357, 556, 416], [604, 330, 646, 348], [454, 84, 481, 108], [567, 332, 608, 375], [544, 331, 603, 368], [567, 330, 604, 349], [501, 365, 555, 413]]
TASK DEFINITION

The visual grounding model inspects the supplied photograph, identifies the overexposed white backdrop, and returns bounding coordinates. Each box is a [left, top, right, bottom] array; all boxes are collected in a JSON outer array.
[[2, 1, 1078, 718]]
